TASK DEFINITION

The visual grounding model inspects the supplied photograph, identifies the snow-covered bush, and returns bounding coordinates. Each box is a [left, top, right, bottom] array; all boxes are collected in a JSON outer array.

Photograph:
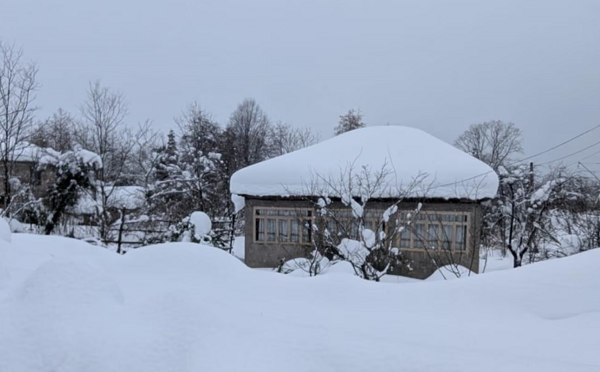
[[148, 211, 217, 246], [40, 146, 101, 235], [490, 165, 572, 267], [294, 163, 427, 281]]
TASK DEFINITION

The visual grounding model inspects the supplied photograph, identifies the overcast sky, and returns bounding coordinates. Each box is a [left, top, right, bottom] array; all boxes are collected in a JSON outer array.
[[2, 0, 599, 171]]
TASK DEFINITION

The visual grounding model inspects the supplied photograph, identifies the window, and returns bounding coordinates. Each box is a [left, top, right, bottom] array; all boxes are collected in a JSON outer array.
[[396, 211, 470, 252], [441, 225, 453, 250], [255, 218, 265, 241], [413, 224, 425, 248], [399, 227, 411, 248], [427, 224, 439, 249], [455, 225, 467, 251], [254, 207, 471, 251], [254, 208, 312, 245], [290, 219, 300, 243], [267, 219, 276, 241], [278, 220, 288, 242]]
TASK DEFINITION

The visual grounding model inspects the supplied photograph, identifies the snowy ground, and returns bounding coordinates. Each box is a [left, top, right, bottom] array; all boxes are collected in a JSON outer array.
[[1, 233, 599, 372]]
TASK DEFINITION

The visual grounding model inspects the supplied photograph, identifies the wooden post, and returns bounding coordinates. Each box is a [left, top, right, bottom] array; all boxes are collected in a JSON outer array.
[[229, 213, 236, 254], [117, 207, 126, 254]]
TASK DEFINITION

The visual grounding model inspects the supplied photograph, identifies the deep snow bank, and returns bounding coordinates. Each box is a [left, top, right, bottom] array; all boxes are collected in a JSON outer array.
[[0, 234, 598, 372]]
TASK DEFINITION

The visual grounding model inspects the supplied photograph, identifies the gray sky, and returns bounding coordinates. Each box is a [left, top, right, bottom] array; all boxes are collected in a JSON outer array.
[[2, 0, 599, 171]]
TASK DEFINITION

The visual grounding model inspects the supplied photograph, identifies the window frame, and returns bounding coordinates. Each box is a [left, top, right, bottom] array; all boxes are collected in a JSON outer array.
[[253, 206, 472, 252], [397, 211, 471, 252], [253, 206, 313, 245]]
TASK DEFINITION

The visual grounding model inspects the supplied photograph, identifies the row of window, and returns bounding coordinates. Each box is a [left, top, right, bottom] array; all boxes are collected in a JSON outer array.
[[255, 215, 312, 243], [254, 208, 470, 251], [399, 223, 467, 251]]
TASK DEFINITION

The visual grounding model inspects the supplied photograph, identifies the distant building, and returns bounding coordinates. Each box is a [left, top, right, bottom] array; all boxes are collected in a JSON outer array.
[[230, 126, 499, 279], [0, 143, 57, 208]]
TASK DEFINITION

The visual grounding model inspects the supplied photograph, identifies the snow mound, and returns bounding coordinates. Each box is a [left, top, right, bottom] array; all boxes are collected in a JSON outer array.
[[123, 242, 248, 278], [1, 233, 600, 372], [231, 126, 499, 200], [16, 258, 123, 306], [0, 218, 11, 243], [325, 261, 356, 275], [427, 265, 475, 281], [0, 258, 9, 291]]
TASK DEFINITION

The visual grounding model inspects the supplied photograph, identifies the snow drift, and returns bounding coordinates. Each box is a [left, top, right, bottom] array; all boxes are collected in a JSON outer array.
[[0, 233, 599, 372]]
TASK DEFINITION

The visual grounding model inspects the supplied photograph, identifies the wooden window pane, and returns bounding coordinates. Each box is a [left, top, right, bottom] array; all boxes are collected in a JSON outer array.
[[290, 219, 300, 242], [413, 224, 425, 248], [278, 219, 289, 242], [302, 220, 312, 243], [256, 218, 265, 241], [400, 227, 411, 248], [456, 225, 467, 251], [267, 219, 276, 241], [442, 225, 453, 250], [427, 224, 439, 249]]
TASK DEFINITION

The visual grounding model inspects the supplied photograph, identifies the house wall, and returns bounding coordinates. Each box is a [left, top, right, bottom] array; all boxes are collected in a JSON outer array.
[[0, 161, 55, 202], [244, 197, 482, 279], [244, 198, 314, 267]]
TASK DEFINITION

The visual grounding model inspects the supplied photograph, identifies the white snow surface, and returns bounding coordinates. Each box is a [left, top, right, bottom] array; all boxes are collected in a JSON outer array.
[[0, 219, 11, 243], [1, 234, 599, 372], [231, 194, 246, 213], [0, 142, 60, 162], [231, 126, 499, 200], [74, 186, 145, 214], [189, 211, 212, 238]]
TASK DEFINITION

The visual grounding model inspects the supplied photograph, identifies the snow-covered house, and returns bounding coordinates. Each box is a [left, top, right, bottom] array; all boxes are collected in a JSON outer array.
[[230, 126, 499, 279], [0, 143, 58, 207]]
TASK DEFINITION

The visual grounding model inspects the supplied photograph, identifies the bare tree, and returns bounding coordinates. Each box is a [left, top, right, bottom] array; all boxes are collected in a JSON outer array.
[[334, 109, 365, 136], [454, 120, 523, 171], [269, 121, 320, 156], [74, 81, 152, 241], [0, 41, 38, 210], [222, 98, 271, 173], [176, 102, 221, 156], [30, 108, 76, 152]]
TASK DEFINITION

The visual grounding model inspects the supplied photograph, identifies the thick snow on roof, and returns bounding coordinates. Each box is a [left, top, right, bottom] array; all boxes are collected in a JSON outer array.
[[0, 142, 59, 162], [231, 126, 499, 200]]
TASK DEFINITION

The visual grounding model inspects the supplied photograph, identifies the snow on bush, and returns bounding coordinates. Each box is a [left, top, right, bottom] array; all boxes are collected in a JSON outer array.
[[189, 211, 212, 238], [5, 218, 25, 233]]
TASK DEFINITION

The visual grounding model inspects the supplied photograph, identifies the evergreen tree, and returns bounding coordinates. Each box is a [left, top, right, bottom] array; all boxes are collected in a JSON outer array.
[[147, 130, 185, 221]]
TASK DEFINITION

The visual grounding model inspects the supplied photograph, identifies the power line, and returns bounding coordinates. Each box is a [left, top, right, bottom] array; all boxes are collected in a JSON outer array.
[[538, 139, 600, 166], [517, 123, 600, 163], [569, 148, 600, 166], [429, 124, 600, 190]]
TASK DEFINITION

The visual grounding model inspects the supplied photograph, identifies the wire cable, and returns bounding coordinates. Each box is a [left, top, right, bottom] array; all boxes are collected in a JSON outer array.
[[429, 124, 600, 190]]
